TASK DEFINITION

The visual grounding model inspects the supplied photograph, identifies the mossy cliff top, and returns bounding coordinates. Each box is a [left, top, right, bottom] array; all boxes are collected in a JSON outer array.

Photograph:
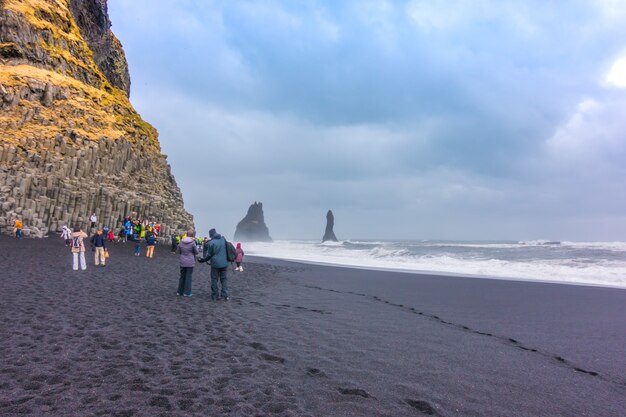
[[0, 0, 155, 148]]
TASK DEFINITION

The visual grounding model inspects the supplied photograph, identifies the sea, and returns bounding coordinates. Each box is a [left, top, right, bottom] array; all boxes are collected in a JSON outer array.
[[243, 240, 626, 289]]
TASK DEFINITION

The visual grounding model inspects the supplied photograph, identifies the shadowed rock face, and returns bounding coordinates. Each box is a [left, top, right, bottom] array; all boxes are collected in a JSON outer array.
[[0, 0, 193, 237], [234, 202, 273, 242], [69, 0, 131, 95], [322, 210, 338, 242]]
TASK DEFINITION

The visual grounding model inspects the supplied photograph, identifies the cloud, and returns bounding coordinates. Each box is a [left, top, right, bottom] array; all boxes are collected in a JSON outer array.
[[107, 0, 626, 240], [606, 54, 626, 87]]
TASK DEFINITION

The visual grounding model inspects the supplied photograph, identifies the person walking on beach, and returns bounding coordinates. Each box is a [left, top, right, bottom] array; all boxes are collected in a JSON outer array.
[[146, 232, 157, 258], [177, 230, 198, 296], [90, 213, 97, 229], [70, 226, 88, 271], [235, 243, 245, 272], [61, 225, 71, 245], [199, 228, 230, 300], [91, 229, 107, 267], [13, 218, 23, 238]]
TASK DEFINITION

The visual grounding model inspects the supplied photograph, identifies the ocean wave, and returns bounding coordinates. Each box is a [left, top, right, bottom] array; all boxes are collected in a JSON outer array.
[[244, 240, 626, 288]]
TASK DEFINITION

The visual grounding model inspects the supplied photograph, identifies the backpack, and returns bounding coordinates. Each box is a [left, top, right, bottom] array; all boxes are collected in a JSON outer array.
[[224, 239, 237, 262], [72, 236, 81, 248]]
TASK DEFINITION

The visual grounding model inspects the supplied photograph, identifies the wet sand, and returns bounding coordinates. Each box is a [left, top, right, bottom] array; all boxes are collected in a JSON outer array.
[[0, 236, 624, 416]]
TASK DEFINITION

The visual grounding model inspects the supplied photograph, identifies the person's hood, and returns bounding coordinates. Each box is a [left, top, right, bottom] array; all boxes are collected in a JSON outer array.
[[180, 237, 196, 245], [70, 231, 83, 237], [211, 233, 222, 240]]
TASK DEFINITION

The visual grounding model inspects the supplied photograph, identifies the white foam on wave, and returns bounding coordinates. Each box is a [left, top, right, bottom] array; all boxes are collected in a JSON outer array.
[[244, 240, 626, 289]]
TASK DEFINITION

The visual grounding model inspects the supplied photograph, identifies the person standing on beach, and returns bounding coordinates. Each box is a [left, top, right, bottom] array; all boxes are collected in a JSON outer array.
[[90, 229, 107, 267], [177, 230, 198, 296], [170, 233, 178, 253], [70, 226, 88, 271], [202, 236, 210, 258], [146, 232, 157, 258], [61, 225, 71, 245], [90, 213, 97, 229], [235, 243, 245, 272], [13, 218, 23, 238], [199, 228, 230, 300]]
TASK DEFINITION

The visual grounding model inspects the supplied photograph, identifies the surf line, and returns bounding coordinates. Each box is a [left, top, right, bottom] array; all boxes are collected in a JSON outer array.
[[301, 284, 626, 388]]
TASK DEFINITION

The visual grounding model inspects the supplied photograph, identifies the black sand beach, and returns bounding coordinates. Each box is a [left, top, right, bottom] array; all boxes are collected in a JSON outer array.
[[1, 236, 624, 416]]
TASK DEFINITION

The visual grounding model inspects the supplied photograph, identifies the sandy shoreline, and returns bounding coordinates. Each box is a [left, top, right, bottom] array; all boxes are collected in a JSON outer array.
[[1, 236, 624, 416]]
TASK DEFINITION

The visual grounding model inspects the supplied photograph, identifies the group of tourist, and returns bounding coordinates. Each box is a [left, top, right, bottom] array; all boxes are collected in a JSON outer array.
[[61, 214, 162, 270], [63, 225, 110, 270], [59, 217, 245, 300], [118, 216, 162, 243]]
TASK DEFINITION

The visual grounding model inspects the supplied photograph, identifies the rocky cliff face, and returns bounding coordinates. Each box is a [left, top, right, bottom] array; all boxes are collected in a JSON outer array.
[[0, 0, 193, 237], [234, 202, 272, 242]]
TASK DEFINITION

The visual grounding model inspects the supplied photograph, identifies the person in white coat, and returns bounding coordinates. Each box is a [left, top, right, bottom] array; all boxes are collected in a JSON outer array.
[[61, 225, 71, 245], [70, 226, 88, 271]]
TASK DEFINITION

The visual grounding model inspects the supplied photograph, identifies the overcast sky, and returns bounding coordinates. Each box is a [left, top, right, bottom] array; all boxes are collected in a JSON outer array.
[[108, 0, 626, 241]]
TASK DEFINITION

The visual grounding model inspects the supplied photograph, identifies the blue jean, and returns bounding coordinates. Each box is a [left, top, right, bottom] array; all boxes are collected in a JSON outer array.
[[178, 267, 193, 295], [210, 267, 228, 300], [15, 229, 22, 238]]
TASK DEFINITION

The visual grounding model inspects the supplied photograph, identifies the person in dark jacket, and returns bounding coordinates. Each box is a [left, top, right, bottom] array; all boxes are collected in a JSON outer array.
[[199, 228, 230, 300], [202, 236, 210, 258], [146, 232, 157, 258], [177, 229, 198, 296], [90, 229, 107, 267], [171, 234, 178, 253]]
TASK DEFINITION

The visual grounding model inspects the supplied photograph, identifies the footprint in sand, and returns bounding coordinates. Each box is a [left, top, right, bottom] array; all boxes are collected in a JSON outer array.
[[405, 399, 438, 415], [259, 353, 285, 364], [306, 367, 326, 377], [338, 388, 371, 398], [249, 342, 268, 351]]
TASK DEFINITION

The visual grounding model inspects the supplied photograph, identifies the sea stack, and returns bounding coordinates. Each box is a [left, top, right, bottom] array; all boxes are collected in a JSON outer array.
[[0, 0, 193, 237], [322, 210, 338, 242], [234, 202, 272, 242]]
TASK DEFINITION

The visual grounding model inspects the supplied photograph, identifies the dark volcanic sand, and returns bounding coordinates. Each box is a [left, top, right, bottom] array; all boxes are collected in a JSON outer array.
[[0, 237, 625, 416]]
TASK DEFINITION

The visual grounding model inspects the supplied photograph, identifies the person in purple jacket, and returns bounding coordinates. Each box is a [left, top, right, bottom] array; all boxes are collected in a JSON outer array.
[[176, 229, 198, 297]]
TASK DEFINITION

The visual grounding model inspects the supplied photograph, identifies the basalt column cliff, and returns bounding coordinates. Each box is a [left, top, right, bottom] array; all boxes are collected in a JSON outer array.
[[0, 0, 193, 236]]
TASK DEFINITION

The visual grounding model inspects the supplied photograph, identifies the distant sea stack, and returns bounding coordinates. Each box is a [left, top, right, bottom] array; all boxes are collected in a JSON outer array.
[[0, 0, 193, 237], [234, 202, 272, 242], [322, 210, 338, 242]]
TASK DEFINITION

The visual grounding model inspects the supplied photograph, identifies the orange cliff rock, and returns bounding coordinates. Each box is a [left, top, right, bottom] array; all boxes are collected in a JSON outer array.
[[0, 0, 193, 237]]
